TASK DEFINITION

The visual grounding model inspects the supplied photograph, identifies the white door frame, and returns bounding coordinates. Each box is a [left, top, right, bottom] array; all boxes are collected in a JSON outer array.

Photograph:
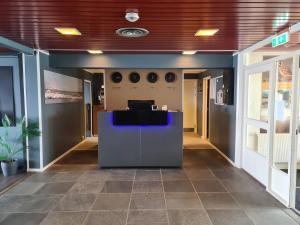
[[84, 80, 93, 138], [242, 62, 274, 186], [239, 50, 300, 208], [202, 76, 211, 139]]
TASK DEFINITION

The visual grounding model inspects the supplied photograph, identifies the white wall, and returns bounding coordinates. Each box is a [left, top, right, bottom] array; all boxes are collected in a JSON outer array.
[[105, 69, 183, 111], [183, 79, 197, 130]]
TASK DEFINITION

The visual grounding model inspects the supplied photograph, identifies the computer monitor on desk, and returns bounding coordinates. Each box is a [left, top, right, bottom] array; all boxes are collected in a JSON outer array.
[[128, 100, 155, 111]]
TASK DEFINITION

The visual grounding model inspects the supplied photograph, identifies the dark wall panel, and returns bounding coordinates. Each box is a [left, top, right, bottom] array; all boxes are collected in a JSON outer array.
[[0, 67, 15, 124], [39, 53, 93, 166], [200, 67, 236, 161]]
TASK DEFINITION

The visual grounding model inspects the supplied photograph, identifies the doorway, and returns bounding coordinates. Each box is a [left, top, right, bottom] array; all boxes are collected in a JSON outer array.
[[242, 54, 300, 208], [183, 79, 197, 132], [202, 77, 211, 139], [84, 80, 92, 138]]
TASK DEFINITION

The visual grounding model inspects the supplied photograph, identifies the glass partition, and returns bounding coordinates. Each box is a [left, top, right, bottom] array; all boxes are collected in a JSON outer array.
[[273, 57, 293, 174]]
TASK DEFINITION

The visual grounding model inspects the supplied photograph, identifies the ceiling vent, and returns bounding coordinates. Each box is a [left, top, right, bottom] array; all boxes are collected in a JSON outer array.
[[116, 28, 149, 38]]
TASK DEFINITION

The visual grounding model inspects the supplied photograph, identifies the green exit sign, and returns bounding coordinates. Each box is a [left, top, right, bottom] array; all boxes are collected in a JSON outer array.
[[272, 32, 289, 47]]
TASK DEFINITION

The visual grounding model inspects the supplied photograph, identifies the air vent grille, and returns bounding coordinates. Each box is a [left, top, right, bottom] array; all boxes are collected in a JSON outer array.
[[116, 28, 149, 38]]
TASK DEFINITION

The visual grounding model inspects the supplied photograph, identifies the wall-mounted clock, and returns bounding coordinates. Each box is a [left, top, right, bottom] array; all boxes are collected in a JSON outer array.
[[111, 72, 123, 83], [129, 72, 140, 83], [147, 72, 158, 83], [165, 72, 177, 83]]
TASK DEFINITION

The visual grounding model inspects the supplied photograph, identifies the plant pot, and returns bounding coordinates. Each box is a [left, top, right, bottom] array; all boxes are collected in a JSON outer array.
[[1, 160, 18, 177]]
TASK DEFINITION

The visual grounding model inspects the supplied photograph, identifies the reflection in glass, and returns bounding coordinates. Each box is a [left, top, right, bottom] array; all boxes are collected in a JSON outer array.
[[273, 58, 293, 174], [247, 72, 269, 122], [246, 125, 268, 157]]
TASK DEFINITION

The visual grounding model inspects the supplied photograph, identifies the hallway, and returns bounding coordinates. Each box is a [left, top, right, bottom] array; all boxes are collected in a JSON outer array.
[[0, 140, 299, 225]]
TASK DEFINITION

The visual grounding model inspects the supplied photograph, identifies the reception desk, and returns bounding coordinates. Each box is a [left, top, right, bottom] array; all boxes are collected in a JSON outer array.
[[98, 111, 183, 167]]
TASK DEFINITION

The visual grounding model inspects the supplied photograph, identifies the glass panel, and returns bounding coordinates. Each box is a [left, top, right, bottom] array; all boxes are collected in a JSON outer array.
[[295, 67, 300, 211], [246, 52, 279, 66], [247, 71, 270, 122], [273, 58, 293, 174], [246, 125, 268, 157]]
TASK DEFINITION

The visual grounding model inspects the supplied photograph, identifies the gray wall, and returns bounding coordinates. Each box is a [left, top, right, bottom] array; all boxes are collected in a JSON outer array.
[[199, 63, 237, 161], [50, 54, 233, 69], [0, 56, 26, 169], [39, 52, 93, 167]]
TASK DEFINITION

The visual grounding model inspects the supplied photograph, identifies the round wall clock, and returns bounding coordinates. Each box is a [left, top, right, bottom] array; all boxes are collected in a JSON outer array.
[[111, 72, 123, 83], [129, 72, 140, 83], [165, 72, 177, 83], [147, 72, 158, 83]]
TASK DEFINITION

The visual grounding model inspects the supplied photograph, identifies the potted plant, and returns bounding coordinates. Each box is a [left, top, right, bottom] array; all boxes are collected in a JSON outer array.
[[0, 115, 40, 176]]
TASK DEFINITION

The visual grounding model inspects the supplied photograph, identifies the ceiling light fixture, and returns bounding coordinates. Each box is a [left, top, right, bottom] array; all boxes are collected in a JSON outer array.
[[125, 9, 140, 23], [182, 50, 197, 55], [195, 29, 219, 36], [54, 27, 81, 35], [87, 50, 103, 54]]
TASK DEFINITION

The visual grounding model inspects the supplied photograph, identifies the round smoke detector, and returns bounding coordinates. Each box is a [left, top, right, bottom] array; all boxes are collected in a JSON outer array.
[[116, 28, 149, 38]]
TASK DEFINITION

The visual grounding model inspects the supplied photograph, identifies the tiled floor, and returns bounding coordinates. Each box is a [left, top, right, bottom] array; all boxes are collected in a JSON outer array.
[[0, 137, 299, 225]]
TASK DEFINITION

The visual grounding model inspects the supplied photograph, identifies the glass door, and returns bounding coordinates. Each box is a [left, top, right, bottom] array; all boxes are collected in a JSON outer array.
[[243, 63, 272, 186], [270, 57, 294, 204]]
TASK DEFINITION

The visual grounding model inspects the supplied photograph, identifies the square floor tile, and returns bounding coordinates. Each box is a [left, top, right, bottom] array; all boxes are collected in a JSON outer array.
[[49, 171, 84, 182], [231, 191, 281, 209], [101, 181, 133, 193], [168, 209, 212, 225], [165, 192, 203, 209], [85, 211, 127, 225], [163, 181, 194, 192], [198, 193, 239, 209], [25, 172, 57, 183], [130, 193, 165, 210], [221, 179, 265, 193], [35, 182, 74, 195], [246, 209, 299, 225], [39, 212, 87, 225], [193, 180, 227, 193], [135, 170, 161, 181], [4, 182, 45, 195], [161, 169, 189, 181], [92, 193, 130, 210], [68, 181, 105, 194], [77, 171, 110, 183], [127, 210, 168, 224], [207, 209, 254, 225], [0, 213, 46, 225], [53, 194, 96, 211], [133, 181, 163, 193], [185, 169, 216, 180], [17, 195, 61, 213], [107, 169, 136, 181]]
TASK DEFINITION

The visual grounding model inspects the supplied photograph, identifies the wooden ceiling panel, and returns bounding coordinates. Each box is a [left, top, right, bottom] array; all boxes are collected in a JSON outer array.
[[0, 0, 299, 52]]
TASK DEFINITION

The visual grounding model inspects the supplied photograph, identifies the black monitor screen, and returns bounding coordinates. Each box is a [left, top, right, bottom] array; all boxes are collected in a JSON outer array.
[[128, 100, 155, 111]]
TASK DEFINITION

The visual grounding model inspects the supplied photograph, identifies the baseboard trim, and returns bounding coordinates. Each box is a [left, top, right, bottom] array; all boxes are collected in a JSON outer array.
[[208, 143, 237, 167], [30, 139, 87, 173]]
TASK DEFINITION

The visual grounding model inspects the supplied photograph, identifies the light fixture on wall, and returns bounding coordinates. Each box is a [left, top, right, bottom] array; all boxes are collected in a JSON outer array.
[[182, 51, 197, 55], [54, 27, 82, 35], [87, 50, 103, 54], [195, 29, 219, 36]]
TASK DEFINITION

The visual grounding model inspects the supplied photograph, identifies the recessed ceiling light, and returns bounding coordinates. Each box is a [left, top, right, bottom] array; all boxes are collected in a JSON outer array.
[[195, 29, 219, 36], [54, 27, 81, 35], [182, 50, 197, 55], [87, 50, 103, 54]]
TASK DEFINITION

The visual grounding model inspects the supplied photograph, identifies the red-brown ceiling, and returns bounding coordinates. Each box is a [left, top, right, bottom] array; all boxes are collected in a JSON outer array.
[[1, 0, 300, 53]]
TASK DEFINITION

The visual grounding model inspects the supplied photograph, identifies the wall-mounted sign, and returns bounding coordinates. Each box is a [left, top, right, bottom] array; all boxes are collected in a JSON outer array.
[[272, 32, 289, 48]]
